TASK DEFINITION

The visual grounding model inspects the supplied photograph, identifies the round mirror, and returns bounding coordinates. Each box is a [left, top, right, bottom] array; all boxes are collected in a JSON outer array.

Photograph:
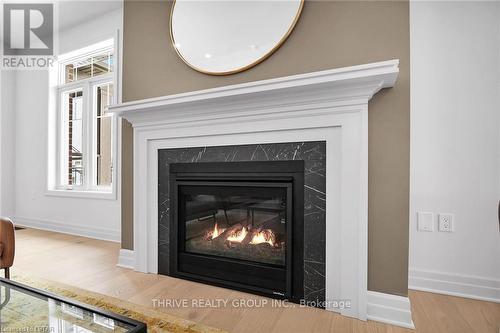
[[170, 0, 304, 75]]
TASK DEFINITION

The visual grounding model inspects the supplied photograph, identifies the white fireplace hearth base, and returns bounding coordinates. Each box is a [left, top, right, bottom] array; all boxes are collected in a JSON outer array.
[[110, 60, 414, 328]]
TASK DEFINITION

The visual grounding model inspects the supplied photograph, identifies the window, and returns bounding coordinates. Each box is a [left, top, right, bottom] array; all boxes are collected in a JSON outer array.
[[53, 40, 116, 195], [64, 50, 113, 83], [63, 89, 84, 186], [95, 83, 113, 187]]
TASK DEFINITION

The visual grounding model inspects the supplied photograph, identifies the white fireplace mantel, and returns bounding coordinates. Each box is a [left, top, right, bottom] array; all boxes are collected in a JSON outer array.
[[111, 60, 398, 128], [110, 60, 412, 328]]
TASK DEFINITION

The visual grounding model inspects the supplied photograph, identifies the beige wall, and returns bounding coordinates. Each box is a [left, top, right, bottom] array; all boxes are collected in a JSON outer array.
[[121, 0, 410, 296]]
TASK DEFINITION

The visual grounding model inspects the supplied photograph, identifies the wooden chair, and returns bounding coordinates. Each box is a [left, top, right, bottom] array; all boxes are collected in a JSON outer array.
[[0, 218, 15, 279]]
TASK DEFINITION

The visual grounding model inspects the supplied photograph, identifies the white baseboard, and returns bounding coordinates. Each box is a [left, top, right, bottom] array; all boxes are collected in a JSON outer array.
[[409, 269, 500, 303], [13, 216, 120, 243], [367, 291, 415, 329], [117, 249, 135, 269]]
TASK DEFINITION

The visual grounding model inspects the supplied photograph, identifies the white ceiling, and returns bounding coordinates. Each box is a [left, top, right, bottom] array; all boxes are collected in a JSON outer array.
[[58, 1, 123, 32]]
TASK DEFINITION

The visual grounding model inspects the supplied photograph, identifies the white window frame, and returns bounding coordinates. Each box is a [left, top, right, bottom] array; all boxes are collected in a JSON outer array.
[[47, 38, 118, 200]]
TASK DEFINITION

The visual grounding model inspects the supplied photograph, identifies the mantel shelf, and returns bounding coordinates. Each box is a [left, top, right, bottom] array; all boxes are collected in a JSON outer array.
[[109, 60, 399, 128]]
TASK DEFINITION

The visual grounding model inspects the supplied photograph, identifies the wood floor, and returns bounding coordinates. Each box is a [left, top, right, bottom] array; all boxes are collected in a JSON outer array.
[[13, 228, 500, 333]]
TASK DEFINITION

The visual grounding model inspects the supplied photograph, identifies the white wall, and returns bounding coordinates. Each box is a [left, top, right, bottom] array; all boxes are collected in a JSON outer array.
[[9, 5, 123, 241], [410, 1, 500, 302], [59, 8, 123, 55], [0, 71, 16, 218]]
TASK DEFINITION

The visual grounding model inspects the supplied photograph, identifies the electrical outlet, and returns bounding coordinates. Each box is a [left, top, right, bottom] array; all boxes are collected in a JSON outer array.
[[417, 212, 434, 232], [438, 213, 453, 232]]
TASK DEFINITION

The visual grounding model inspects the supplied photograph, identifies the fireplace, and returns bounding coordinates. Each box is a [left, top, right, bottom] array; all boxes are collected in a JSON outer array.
[[168, 161, 304, 301], [111, 60, 400, 319]]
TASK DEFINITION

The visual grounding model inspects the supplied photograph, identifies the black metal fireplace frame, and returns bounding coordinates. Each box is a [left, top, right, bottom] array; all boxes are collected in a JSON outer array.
[[168, 161, 304, 302]]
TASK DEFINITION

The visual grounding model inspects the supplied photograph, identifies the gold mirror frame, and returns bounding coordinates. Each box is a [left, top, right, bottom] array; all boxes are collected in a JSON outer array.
[[170, 0, 304, 76]]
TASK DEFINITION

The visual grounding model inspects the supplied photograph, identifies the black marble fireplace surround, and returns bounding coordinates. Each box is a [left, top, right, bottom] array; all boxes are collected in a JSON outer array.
[[158, 141, 326, 305]]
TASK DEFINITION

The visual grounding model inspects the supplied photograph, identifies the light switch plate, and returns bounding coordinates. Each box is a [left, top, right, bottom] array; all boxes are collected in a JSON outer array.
[[417, 212, 434, 232]]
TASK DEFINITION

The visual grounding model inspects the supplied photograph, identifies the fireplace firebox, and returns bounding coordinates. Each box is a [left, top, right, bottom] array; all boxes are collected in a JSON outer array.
[[168, 161, 304, 301]]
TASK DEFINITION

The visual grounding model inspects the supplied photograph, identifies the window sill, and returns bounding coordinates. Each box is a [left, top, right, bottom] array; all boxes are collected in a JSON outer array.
[[46, 189, 117, 200]]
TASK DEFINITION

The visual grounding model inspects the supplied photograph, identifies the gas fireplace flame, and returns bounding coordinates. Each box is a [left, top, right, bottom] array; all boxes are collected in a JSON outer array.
[[226, 227, 248, 243], [209, 223, 226, 239], [207, 223, 278, 247], [250, 229, 277, 247]]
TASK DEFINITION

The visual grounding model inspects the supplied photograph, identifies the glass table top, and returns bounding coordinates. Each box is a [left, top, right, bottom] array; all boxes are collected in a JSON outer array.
[[0, 279, 145, 333]]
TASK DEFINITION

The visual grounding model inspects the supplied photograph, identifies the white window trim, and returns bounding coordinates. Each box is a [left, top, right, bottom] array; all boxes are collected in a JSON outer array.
[[47, 37, 119, 200]]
